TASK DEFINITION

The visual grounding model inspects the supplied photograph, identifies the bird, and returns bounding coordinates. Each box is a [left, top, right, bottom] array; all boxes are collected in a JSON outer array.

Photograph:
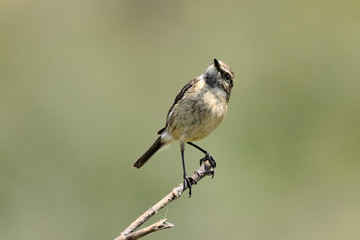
[[133, 59, 234, 197]]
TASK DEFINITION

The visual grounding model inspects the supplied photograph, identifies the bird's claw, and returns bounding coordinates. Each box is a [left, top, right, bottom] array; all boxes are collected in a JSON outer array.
[[183, 176, 197, 197], [199, 152, 216, 168], [199, 152, 216, 178]]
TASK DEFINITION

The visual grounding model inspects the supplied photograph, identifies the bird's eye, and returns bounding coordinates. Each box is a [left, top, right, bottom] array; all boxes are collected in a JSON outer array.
[[225, 74, 231, 81]]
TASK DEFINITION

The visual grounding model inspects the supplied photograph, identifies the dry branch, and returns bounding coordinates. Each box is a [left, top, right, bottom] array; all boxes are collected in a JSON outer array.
[[114, 161, 214, 240]]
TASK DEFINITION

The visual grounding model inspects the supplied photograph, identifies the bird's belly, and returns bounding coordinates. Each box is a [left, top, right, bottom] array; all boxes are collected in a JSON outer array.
[[181, 114, 222, 142], [168, 93, 227, 142]]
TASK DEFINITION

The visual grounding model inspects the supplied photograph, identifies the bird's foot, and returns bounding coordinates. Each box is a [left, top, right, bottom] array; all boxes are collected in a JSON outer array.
[[200, 152, 216, 167], [183, 175, 197, 198], [199, 153, 216, 178]]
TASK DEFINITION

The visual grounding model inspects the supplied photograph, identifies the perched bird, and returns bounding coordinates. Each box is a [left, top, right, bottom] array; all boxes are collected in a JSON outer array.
[[133, 59, 234, 197]]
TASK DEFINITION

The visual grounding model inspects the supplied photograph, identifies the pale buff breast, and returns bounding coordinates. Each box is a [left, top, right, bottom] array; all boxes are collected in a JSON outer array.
[[167, 81, 228, 142]]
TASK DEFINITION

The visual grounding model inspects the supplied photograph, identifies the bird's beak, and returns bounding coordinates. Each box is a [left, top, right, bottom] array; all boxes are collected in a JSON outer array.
[[214, 59, 221, 70]]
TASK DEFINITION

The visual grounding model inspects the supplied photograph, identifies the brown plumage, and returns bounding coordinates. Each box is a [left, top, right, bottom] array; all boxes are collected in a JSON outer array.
[[133, 59, 234, 196]]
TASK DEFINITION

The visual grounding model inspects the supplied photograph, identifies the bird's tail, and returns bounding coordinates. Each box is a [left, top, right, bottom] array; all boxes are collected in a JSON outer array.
[[133, 137, 165, 168]]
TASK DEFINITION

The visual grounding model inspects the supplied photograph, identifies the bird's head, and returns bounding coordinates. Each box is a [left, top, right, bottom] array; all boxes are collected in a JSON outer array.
[[204, 59, 234, 102]]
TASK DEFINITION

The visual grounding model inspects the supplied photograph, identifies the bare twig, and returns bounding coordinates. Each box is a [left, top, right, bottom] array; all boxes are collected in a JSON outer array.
[[114, 161, 214, 240], [118, 219, 174, 240]]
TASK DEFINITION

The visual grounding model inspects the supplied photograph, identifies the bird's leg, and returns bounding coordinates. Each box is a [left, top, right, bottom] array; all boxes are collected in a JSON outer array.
[[186, 142, 216, 167], [186, 142, 216, 178], [180, 142, 197, 197]]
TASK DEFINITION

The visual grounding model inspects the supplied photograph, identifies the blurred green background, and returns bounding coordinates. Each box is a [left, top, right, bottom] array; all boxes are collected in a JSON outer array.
[[1, 0, 360, 239]]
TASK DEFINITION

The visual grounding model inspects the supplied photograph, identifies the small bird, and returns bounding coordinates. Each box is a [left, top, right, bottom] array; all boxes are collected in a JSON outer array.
[[133, 59, 234, 197]]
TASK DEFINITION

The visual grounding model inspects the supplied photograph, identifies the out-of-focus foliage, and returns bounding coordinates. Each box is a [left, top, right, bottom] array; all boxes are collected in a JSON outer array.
[[1, 0, 359, 239]]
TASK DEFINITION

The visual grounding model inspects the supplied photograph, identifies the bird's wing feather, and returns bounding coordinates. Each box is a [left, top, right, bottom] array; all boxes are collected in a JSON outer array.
[[157, 78, 199, 134]]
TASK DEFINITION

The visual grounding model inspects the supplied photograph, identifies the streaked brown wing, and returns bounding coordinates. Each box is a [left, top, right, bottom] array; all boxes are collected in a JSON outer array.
[[157, 78, 199, 135]]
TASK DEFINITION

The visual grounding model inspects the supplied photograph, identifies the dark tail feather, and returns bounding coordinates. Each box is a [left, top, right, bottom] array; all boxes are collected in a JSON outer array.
[[133, 137, 164, 168]]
